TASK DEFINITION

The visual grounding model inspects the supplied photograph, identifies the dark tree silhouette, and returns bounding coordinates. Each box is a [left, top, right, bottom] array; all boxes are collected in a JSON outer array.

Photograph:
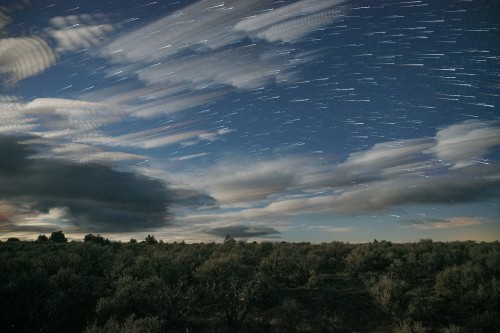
[[49, 230, 67, 243], [84, 234, 110, 245], [37, 234, 49, 242], [144, 235, 158, 245]]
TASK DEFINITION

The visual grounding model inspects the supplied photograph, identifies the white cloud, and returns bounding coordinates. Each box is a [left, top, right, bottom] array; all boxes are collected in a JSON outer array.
[[0, 37, 57, 83], [18, 207, 72, 227], [50, 143, 145, 163], [100, 0, 268, 63], [46, 14, 116, 53], [173, 120, 500, 224], [235, 0, 349, 42], [174, 153, 210, 161], [176, 158, 304, 205], [22, 98, 123, 131], [92, 0, 351, 121], [429, 120, 500, 168]]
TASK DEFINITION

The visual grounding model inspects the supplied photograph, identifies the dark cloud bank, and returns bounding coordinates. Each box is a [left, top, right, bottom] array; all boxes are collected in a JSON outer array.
[[0, 135, 214, 232], [205, 225, 281, 238]]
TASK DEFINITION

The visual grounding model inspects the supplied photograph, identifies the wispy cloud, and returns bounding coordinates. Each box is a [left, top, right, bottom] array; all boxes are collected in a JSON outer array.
[[174, 120, 500, 225], [308, 225, 354, 233], [235, 0, 349, 42], [175, 158, 303, 206], [405, 217, 485, 230], [91, 0, 351, 122], [22, 98, 123, 131]]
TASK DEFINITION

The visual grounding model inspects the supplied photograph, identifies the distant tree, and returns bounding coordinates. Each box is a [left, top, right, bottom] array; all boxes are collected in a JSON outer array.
[[37, 234, 49, 242], [224, 235, 237, 245], [84, 234, 110, 245], [50, 230, 67, 243], [7, 237, 20, 242], [144, 235, 158, 245], [130, 238, 137, 244]]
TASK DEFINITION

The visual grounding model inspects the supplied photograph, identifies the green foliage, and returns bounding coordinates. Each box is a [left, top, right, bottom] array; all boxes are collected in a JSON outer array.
[[259, 244, 317, 287], [49, 230, 67, 243], [310, 311, 345, 333], [144, 234, 158, 245], [434, 261, 499, 329], [96, 274, 189, 324], [196, 250, 261, 328], [223, 234, 237, 245], [273, 298, 304, 333], [392, 320, 427, 333], [85, 315, 163, 333], [0, 239, 498, 332], [367, 274, 409, 319], [85, 234, 111, 245], [37, 234, 49, 242]]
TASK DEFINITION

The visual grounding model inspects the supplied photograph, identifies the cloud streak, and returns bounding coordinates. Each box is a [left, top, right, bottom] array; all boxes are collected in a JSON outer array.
[[91, 0, 351, 121], [204, 224, 281, 238], [405, 217, 485, 230], [175, 120, 500, 225], [235, 0, 349, 42]]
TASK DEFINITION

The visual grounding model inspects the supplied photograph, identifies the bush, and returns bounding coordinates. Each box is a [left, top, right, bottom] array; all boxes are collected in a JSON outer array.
[[50, 230, 67, 243], [85, 315, 163, 333], [393, 320, 427, 333]]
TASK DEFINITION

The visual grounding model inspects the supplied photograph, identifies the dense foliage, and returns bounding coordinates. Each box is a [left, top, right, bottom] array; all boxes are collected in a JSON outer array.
[[1, 236, 499, 332]]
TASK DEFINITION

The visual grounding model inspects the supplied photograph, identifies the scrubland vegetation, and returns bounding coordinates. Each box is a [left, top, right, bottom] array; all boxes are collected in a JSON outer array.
[[1, 234, 499, 332]]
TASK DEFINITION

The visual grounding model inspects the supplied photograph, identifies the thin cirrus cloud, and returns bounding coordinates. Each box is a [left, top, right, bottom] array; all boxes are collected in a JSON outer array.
[[93, 0, 350, 118], [234, 0, 350, 42]]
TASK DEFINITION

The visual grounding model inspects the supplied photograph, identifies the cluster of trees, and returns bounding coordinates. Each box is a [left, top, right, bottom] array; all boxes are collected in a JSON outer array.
[[0, 234, 499, 332]]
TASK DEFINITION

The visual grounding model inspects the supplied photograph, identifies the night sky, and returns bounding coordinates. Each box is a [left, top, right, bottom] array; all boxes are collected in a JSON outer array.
[[1, 0, 499, 242]]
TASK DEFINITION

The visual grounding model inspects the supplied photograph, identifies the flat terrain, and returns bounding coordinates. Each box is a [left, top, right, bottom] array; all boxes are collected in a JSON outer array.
[[1, 237, 499, 332]]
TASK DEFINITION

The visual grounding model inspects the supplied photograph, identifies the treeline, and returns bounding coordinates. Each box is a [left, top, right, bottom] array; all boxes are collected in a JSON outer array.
[[0, 234, 499, 332]]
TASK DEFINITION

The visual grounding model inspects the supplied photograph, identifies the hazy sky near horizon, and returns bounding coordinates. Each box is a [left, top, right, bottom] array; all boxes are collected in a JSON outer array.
[[1, 0, 499, 242]]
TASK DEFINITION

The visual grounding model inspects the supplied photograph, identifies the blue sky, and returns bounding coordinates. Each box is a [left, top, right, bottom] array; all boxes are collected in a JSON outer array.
[[0, 0, 499, 242]]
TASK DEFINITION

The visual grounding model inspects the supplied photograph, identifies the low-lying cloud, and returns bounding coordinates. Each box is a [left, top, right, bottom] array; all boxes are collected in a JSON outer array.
[[0, 136, 214, 233], [204, 224, 281, 238]]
